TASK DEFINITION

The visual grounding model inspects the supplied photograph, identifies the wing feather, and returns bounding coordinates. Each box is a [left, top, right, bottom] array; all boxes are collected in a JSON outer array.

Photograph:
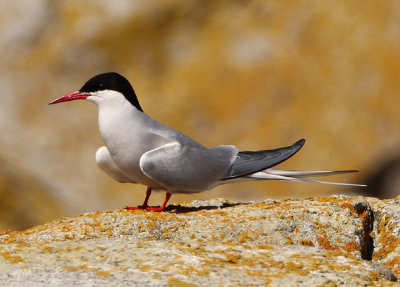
[[140, 142, 238, 192], [222, 139, 305, 180]]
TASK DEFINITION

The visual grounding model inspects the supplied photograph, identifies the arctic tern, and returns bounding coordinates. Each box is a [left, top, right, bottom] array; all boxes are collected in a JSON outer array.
[[50, 72, 364, 211]]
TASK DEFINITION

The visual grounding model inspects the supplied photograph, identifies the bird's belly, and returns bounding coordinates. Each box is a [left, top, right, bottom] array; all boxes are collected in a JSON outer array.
[[111, 152, 163, 188]]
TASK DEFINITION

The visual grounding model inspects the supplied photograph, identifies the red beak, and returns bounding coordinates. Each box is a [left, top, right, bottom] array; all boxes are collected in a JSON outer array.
[[49, 90, 90, 105]]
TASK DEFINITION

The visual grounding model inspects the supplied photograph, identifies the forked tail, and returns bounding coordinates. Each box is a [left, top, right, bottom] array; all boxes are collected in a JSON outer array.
[[220, 139, 365, 187], [244, 169, 366, 187]]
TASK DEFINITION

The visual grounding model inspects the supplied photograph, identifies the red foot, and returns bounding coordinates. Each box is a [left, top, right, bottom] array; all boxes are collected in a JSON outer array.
[[125, 187, 152, 210], [125, 190, 171, 212], [125, 205, 165, 212], [145, 206, 166, 212], [125, 205, 148, 210]]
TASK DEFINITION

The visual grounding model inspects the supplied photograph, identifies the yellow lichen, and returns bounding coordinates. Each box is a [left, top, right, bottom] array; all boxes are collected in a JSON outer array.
[[300, 239, 314, 247], [139, 264, 151, 272], [317, 234, 338, 251], [41, 245, 54, 253], [373, 214, 400, 262], [286, 237, 294, 244], [342, 242, 360, 253], [62, 265, 80, 271], [0, 251, 24, 264], [167, 277, 199, 287], [340, 202, 356, 216], [96, 270, 111, 277]]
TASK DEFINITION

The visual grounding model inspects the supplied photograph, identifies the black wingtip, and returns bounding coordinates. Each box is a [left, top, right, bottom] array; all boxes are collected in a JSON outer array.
[[297, 138, 306, 147], [291, 138, 305, 155], [222, 138, 308, 180]]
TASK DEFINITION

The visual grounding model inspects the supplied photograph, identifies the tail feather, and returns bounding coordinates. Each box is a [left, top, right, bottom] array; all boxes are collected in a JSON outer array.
[[217, 138, 366, 188], [264, 169, 359, 178], [217, 168, 366, 187], [244, 169, 366, 187]]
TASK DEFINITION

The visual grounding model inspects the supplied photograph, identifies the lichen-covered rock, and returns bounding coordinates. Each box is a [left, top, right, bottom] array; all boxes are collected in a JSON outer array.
[[0, 239, 395, 286], [1, 196, 399, 286], [369, 197, 400, 276], [0, 197, 368, 254]]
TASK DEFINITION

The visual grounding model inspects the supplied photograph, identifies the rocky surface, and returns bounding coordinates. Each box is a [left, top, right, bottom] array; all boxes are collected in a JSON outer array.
[[369, 197, 400, 276], [1, 196, 400, 286]]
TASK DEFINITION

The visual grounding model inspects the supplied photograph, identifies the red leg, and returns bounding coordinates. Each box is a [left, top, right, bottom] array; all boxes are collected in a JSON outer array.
[[141, 187, 152, 207], [146, 192, 171, 212], [126, 187, 152, 210]]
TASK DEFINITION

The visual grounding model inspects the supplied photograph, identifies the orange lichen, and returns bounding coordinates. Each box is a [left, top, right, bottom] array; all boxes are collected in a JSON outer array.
[[146, 220, 156, 230], [1, 232, 16, 244], [167, 277, 199, 287], [342, 242, 360, 253], [317, 234, 338, 251], [0, 251, 24, 264], [385, 256, 400, 276], [62, 265, 80, 271], [244, 269, 269, 277], [41, 245, 54, 253], [139, 264, 151, 272], [340, 202, 356, 215], [225, 253, 242, 264], [300, 239, 314, 247], [375, 233, 400, 257], [240, 231, 250, 243], [98, 225, 113, 233], [373, 214, 400, 262], [256, 243, 275, 250], [317, 197, 342, 204], [182, 265, 210, 277], [96, 270, 111, 277]]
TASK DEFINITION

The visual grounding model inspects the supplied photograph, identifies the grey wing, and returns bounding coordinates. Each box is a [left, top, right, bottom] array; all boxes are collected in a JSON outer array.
[[140, 142, 238, 192], [221, 139, 305, 180]]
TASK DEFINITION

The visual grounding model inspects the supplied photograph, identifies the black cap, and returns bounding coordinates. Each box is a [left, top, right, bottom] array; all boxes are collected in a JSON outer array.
[[80, 72, 143, 112]]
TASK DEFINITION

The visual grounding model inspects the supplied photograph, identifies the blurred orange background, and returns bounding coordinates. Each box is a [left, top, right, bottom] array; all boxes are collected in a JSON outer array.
[[1, 1, 399, 230]]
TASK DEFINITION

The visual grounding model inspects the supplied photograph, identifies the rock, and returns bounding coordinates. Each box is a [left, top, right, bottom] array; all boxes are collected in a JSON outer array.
[[0, 196, 398, 286], [369, 197, 400, 276]]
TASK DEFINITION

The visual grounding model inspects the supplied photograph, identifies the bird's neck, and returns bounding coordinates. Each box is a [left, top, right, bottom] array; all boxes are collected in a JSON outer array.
[[96, 102, 167, 160], [98, 102, 141, 140]]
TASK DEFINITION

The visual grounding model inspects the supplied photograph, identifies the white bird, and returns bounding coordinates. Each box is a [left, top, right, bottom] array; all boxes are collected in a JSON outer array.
[[50, 72, 365, 211]]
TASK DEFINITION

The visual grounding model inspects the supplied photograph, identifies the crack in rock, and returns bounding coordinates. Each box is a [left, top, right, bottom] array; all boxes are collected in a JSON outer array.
[[354, 201, 375, 261]]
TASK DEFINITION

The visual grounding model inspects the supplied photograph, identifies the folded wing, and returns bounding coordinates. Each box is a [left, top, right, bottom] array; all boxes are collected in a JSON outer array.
[[140, 142, 238, 192]]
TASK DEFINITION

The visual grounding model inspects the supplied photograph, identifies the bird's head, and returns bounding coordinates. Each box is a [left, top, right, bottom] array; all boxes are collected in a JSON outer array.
[[49, 72, 143, 111]]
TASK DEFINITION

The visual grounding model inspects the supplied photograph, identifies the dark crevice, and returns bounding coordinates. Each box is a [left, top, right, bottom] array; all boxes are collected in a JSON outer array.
[[354, 201, 375, 260]]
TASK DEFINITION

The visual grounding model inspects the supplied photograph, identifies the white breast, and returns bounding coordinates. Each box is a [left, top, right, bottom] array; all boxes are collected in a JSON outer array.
[[93, 93, 172, 188]]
